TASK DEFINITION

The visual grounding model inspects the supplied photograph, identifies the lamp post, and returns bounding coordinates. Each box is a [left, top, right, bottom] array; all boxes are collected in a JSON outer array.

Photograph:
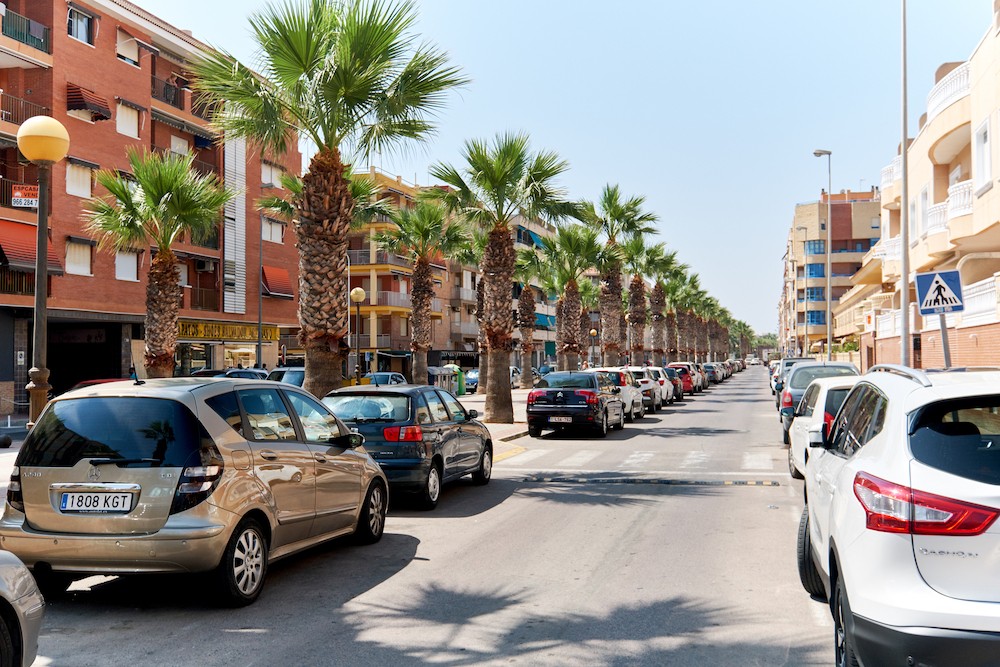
[[589, 328, 597, 365], [350, 287, 366, 384], [813, 149, 833, 360], [17, 117, 69, 423], [795, 224, 807, 356]]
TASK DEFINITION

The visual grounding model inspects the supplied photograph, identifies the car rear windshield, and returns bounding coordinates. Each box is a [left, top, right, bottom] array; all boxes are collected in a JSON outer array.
[[631, 370, 648, 379], [268, 369, 304, 385], [323, 394, 410, 423], [789, 366, 857, 389], [537, 373, 596, 389], [18, 397, 211, 468], [663, 368, 678, 378], [910, 397, 1000, 485]]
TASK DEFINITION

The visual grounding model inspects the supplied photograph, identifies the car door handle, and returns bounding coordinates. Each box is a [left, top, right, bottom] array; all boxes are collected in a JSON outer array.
[[259, 450, 278, 461]]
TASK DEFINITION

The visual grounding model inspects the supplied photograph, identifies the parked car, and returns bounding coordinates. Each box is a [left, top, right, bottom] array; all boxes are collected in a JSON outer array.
[[624, 366, 666, 411], [798, 365, 1000, 665], [773, 357, 814, 402], [786, 375, 861, 479], [669, 362, 703, 394], [0, 551, 44, 667], [647, 367, 676, 405], [510, 366, 522, 385], [667, 364, 695, 396], [191, 368, 226, 377], [1, 378, 388, 606], [703, 363, 721, 384], [591, 367, 645, 421], [324, 385, 491, 510], [365, 372, 408, 386], [778, 361, 859, 444], [526, 371, 626, 437], [465, 369, 479, 393], [224, 368, 269, 380], [660, 366, 685, 401], [266, 367, 305, 387]]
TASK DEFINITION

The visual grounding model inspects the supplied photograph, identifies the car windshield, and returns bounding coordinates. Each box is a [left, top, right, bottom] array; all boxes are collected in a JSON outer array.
[[19, 397, 212, 468], [631, 370, 648, 379], [789, 366, 857, 389], [537, 373, 595, 389], [910, 396, 1000, 485], [268, 369, 305, 385], [323, 394, 410, 423]]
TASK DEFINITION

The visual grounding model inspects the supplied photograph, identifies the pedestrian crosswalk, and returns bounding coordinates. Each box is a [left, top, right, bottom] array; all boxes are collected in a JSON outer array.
[[501, 446, 781, 476]]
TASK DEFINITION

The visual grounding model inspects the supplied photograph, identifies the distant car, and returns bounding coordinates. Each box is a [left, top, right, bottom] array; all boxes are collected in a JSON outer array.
[[224, 368, 269, 380], [660, 366, 685, 401], [266, 367, 305, 387], [465, 369, 479, 393], [510, 366, 522, 384], [191, 368, 226, 377], [778, 361, 859, 444], [647, 367, 675, 405], [324, 385, 491, 510], [64, 378, 123, 394], [365, 372, 408, 386], [591, 367, 645, 421], [786, 375, 861, 479], [538, 365, 553, 376], [623, 366, 665, 412], [703, 363, 721, 384], [526, 371, 626, 437], [669, 362, 703, 393]]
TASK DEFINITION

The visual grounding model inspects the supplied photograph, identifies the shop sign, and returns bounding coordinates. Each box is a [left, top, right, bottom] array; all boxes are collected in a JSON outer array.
[[11, 184, 38, 208], [178, 320, 279, 342]]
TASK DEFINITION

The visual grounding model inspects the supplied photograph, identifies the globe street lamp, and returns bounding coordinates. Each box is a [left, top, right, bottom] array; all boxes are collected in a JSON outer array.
[[350, 287, 366, 384], [589, 328, 598, 365], [813, 149, 832, 360], [17, 117, 69, 422]]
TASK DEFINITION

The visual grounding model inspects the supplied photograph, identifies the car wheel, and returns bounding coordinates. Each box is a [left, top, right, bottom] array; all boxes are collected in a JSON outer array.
[[625, 401, 634, 423], [31, 568, 73, 599], [215, 518, 268, 607], [594, 410, 608, 438], [418, 463, 442, 510], [0, 612, 12, 667], [834, 575, 861, 667], [472, 446, 492, 485], [638, 402, 646, 419], [354, 481, 387, 544], [797, 507, 825, 598], [612, 406, 625, 430], [528, 425, 542, 437], [788, 447, 804, 479], [782, 426, 790, 446]]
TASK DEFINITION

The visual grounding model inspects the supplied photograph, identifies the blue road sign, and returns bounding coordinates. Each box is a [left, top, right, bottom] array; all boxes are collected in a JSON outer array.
[[915, 270, 964, 316]]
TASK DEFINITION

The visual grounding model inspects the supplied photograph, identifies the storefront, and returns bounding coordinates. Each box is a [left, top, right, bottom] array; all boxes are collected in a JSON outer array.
[[175, 319, 281, 373]]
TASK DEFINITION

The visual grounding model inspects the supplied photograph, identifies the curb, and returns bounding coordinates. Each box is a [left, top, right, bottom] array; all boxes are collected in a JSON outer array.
[[498, 430, 529, 442]]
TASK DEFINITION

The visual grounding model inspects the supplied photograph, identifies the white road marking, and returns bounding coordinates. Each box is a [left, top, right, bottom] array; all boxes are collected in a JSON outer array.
[[680, 451, 711, 468], [619, 451, 655, 468], [742, 452, 774, 470], [561, 450, 602, 467], [508, 449, 549, 465]]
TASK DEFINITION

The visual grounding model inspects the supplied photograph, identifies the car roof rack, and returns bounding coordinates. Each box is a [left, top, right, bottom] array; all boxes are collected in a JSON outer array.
[[866, 364, 932, 387], [923, 366, 1000, 373]]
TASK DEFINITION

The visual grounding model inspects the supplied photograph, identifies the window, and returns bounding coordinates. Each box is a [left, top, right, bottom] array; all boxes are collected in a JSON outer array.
[[423, 391, 451, 422], [177, 263, 189, 287], [798, 385, 819, 418], [806, 310, 825, 325], [806, 287, 824, 301], [65, 241, 92, 276], [805, 263, 824, 278], [871, 216, 880, 229], [401, 318, 408, 336], [975, 118, 992, 193], [261, 162, 284, 188], [919, 186, 928, 235], [804, 240, 825, 255], [67, 109, 94, 123], [237, 389, 297, 441], [206, 391, 243, 434], [170, 135, 189, 155], [116, 29, 139, 65], [910, 396, 1000, 485], [285, 391, 342, 442], [829, 386, 865, 456], [115, 250, 139, 281], [438, 391, 468, 422], [66, 164, 92, 198], [909, 199, 917, 240], [116, 103, 139, 138], [262, 218, 285, 243], [68, 7, 94, 44]]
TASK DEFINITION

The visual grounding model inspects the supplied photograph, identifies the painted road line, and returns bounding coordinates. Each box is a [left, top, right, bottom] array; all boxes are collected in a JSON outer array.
[[503, 467, 787, 477], [503, 448, 550, 465], [494, 445, 526, 463], [680, 451, 710, 468], [741, 452, 774, 470], [521, 476, 781, 486], [561, 450, 602, 467], [619, 451, 656, 468]]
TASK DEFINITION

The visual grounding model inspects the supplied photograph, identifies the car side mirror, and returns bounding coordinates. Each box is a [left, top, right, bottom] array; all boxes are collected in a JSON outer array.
[[775, 381, 783, 392], [331, 432, 365, 448], [807, 422, 829, 449], [467, 409, 478, 420], [611, 386, 621, 394]]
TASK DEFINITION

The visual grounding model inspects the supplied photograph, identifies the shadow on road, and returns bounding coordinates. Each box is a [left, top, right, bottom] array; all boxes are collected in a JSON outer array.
[[390, 477, 520, 518]]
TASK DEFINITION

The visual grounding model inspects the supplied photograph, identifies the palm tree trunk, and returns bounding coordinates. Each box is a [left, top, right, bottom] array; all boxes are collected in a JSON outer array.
[[665, 311, 677, 363], [599, 266, 622, 366], [555, 299, 566, 371], [649, 284, 665, 366], [477, 279, 488, 392], [482, 225, 514, 423], [144, 249, 182, 377], [562, 279, 581, 371], [579, 306, 592, 367], [410, 257, 433, 388], [628, 274, 646, 364], [296, 148, 351, 397], [518, 286, 536, 388]]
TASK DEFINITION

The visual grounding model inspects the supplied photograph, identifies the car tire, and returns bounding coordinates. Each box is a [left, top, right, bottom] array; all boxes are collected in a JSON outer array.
[[782, 426, 790, 446], [31, 568, 73, 599], [594, 411, 608, 438], [612, 407, 625, 430], [528, 425, 542, 437], [834, 575, 861, 667], [354, 481, 387, 544], [625, 402, 634, 423], [788, 447, 804, 479], [0, 612, 13, 667], [472, 446, 492, 485], [418, 463, 442, 510], [215, 518, 268, 607], [797, 507, 826, 599]]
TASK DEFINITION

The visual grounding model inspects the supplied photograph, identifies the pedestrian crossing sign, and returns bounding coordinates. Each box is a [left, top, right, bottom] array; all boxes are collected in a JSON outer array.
[[915, 270, 964, 316]]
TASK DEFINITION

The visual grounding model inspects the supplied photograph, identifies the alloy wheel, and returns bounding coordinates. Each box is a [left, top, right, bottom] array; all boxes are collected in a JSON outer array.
[[233, 528, 264, 596]]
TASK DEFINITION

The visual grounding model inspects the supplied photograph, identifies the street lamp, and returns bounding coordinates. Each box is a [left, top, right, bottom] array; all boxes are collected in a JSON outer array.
[[795, 224, 807, 356], [813, 149, 832, 360], [589, 328, 597, 365], [350, 287, 366, 384], [17, 116, 69, 422]]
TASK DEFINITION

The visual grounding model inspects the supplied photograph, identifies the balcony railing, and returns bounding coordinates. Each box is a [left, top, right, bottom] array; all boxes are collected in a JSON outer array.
[[151, 76, 184, 110], [957, 276, 997, 327], [0, 92, 48, 125], [454, 321, 479, 336], [191, 287, 219, 311], [431, 298, 443, 312], [880, 156, 902, 191], [873, 236, 901, 261], [377, 291, 411, 308], [1, 9, 50, 54], [0, 267, 33, 295], [947, 180, 974, 219], [348, 249, 370, 265], [451, 286, 476, 302], [926, 62, 970, 124], [347, 249, 412, 269], [925, 202, 948, 236]]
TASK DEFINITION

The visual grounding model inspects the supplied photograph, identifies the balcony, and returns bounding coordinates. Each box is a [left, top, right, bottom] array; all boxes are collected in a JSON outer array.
[[926, 62, 970, 125], [376, 291, 411, 308], [347, 249, 412, 270], [947, 180, 973, 220], [880, 156, 902, 192], [873, 236, 901, 262], [191, 287, 219, 311], [0, 92, 47, 125], [451, 286, 477, 302], [151, 76, 184, 110], [0, 266, 32, 296], [1, 9, 50, 54], [0, 177, 37, 210], [153, 146, 219, 177], [431, 298, 443, 313], [925, 202, 948, 236]]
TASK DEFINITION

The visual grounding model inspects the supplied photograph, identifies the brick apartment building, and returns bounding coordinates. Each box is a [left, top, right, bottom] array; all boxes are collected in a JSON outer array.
[[0, 0, 301, 415]]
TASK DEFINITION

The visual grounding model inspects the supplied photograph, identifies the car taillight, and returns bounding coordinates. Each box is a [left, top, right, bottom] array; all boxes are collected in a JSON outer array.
[[781, 390, 793, 408], [574, 390, 599, 405], [853, 472, 1000, 536], [658, 379, 665, 385], [383, 425, 423, 441], [823, 411, 835, 430], [171, 448, 224, 515], [6, 465, 22, 513], [527, 390, 545, 405]]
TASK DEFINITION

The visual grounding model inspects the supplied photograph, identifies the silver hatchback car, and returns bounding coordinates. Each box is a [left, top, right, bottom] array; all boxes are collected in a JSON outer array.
[[0, 378, 388, 606]]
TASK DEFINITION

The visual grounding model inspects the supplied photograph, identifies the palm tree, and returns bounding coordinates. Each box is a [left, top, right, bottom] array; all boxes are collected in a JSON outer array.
[[666, 273, 702, 360], [514, 250, 541, 389], [454, 230, 489, 390], [429, 133, 577, 422], [578, 278, 599, 366], [582, 185, 657, 366], [85, 148, 233, 377], [192, 0, 466, 398], [374, 202, 468, 384], [621, 238, 679, 364], [257, 169, 392, 229]]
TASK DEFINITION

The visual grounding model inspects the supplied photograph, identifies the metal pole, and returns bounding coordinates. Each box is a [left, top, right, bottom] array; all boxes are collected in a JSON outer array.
[[27, 163, 52, 423], [256, 215, 263, 368], [899, 0, 912, 366], [938, 313, 951, 368], [824, 157, 832, 361]]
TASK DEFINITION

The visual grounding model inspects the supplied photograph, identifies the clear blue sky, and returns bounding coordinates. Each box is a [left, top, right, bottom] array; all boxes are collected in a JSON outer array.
[[138, 0, 991, 334]]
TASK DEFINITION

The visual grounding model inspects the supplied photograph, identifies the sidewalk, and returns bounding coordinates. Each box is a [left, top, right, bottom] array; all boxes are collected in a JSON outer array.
[[458, 388, 531, 461]]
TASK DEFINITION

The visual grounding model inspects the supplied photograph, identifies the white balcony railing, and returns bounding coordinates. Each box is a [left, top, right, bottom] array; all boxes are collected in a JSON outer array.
[[925, 202, 948, 236], [377, 291, 411, 308], [452, 286, 477, 301], [947, 180, 974, 219], [431, 298, 443, 312], [880, 155, 902, 191], [455, 321, 479, 336], [873, 236, 901, 261], [958, 276, 997, 327], [926, 62, 970, 124]]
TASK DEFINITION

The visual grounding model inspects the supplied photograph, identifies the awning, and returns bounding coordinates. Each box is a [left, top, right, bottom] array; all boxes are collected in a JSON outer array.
[[528, 230, 544, 247], [151, 108, 216, 141], [261, 265, 294, 298], [0, 221, 63, 274], [534, 312, 556, 328], [67, 83, 111, 121], [115, 96, 147, 113]]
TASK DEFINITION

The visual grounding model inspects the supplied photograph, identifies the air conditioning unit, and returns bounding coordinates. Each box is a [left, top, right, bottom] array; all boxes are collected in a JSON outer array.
[[194, 259, 216, 272]]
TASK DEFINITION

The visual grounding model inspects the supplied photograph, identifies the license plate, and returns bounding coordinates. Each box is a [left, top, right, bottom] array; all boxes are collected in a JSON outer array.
[[60, 492, 133, 513], [549, 416, 573, 423]]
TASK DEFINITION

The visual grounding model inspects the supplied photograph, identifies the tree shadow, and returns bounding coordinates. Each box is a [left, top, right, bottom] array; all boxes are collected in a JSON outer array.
[[513, 479, 723, 505], [390, 478, 520, 518], [643, 426, 747, 438]]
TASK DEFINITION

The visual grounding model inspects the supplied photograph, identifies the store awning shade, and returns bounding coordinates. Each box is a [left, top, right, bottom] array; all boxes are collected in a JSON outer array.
[[0, 221, 63, 274], [261, 265, 294, 298], [67, 83, 112, 121], [528, 230, 544, 247], [534, 312, 556, 328]]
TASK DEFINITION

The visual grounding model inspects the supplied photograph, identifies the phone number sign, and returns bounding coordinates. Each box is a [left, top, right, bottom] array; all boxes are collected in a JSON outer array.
[[11, 184, 38, 208]]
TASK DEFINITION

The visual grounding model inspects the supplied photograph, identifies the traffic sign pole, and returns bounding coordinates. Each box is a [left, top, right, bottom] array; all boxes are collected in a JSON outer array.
[[939, 314, 951, 369], [916, 270, 963, 369]]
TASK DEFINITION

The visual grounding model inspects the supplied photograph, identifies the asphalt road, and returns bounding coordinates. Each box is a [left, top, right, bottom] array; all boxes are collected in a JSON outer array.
[[22, 366, 833, 666]]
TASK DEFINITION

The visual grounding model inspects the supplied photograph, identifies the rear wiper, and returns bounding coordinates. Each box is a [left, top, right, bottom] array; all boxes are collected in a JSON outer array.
[[89, 458, 161, 466], [353, 417, 394, 423]]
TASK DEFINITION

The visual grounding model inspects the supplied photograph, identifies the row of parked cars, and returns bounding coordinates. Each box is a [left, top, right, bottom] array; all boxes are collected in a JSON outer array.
[[777, 356, 1000, 664], [525, 360, 746, 437]]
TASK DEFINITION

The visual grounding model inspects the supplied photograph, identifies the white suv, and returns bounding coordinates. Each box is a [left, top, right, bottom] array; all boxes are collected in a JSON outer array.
[[797, 365, 1000, 665], [592, 368, 645, 421]]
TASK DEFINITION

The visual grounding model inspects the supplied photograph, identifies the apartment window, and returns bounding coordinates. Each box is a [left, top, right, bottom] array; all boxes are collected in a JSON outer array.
[[177, 263, 189, 287], [871, 216, 880, 229], [452, 309, 461, 325], [975, 119, 992, 193], [68, 7, 94, 44], [170, 135, 189, 155], [261, 162, 284, 188], [805, 263, 824, 278], [804, 240, 825, 255], [116, 103, 139, 138], [116, 29, 139, 65], [401, 318, 408, 336], [65, 241, 92, 276], [806, 287, 825, 302], [807, 310, 826, 325], [262, 217, 285, 243], [919, 186, 928, 234], [66, 164, 93, 198], [115, 251, 139, 281]]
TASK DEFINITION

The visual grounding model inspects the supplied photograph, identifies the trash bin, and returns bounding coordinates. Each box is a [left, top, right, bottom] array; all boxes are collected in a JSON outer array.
[[444, 363, 464, 395], [427, 366, 457, 393]]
